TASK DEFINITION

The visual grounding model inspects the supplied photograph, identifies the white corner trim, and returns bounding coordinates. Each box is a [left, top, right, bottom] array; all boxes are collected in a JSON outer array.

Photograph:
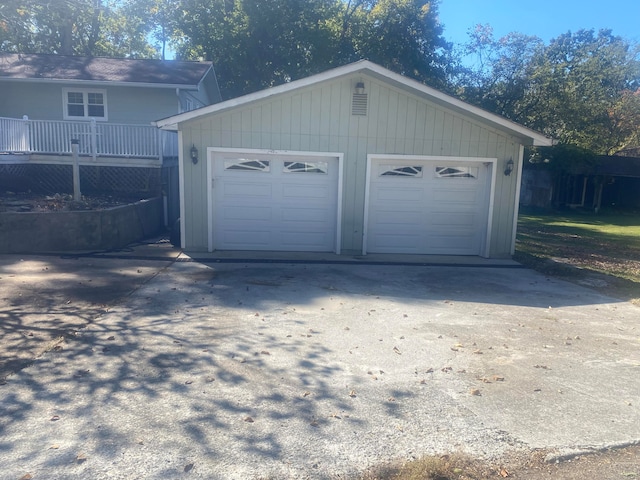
[[362, 155, 373, 255], [484, 159, 498, 259], [178, 131, 186, 250], [510, 145, 525, 256], [207, 147, 214, 252], [335, 153, 344, 255]]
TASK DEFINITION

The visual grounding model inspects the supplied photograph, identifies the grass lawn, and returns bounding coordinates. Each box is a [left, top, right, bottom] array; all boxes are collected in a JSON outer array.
[[515, 208, 640, 304]]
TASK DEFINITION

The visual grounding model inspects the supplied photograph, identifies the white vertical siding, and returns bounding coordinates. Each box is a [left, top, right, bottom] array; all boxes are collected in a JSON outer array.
[[180, 74, 526, 256]]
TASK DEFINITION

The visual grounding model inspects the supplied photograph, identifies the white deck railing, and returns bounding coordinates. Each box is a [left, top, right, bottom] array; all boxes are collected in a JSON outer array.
[[0, 116, 177, 161], [0, 116, 30, 152]]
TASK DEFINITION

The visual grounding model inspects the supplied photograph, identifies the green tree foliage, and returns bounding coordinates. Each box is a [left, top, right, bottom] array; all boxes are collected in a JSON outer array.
[[348, 0, 451, 90], [527, 29, 640, 155], [172, 0, 450, 98], [0, 0, 156, 57], [454, 25, 544, 121], [459, 27, 640, 156]]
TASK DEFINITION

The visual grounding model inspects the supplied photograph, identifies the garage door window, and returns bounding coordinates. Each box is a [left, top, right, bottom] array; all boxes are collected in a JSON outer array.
[[380, 165, 423, 177], [435, 166, 478, 179], [224, 159, 270, 172], [283, 161, 328, 174]]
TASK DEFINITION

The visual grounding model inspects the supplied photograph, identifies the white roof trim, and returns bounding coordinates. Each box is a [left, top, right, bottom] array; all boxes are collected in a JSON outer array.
[[154, 60, 553, 146]]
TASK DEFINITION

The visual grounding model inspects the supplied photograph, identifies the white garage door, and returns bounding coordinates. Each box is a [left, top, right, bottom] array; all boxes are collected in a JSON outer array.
[[211, 151, 340, 252], [366, 158, 492, 255]]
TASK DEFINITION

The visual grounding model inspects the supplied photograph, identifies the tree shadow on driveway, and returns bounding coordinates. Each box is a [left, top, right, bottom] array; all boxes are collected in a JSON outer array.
[[1, 259, 639, 479]]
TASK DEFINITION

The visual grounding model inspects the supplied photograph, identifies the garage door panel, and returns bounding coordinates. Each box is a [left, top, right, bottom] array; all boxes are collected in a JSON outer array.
[[375, 187, 423, 202], [367, 158, 491, 255], [282, 184, 330, 200], [430, 211, 477, 226], [371, 209, 422, 226], [212, 152, 339, 252], [221, 181, 272, 198], [221, 205, 273, 221], [428, 233, 476, 250], [281, 207, 330, 222], [432, 188, 479, 204]]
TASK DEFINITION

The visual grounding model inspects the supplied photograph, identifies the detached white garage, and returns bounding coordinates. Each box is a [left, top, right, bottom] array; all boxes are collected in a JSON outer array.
[[156, 60, 552, 258]]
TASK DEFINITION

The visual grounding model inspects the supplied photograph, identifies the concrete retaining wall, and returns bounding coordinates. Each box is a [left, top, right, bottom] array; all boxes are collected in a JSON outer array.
[[0, 197, 163, 253]]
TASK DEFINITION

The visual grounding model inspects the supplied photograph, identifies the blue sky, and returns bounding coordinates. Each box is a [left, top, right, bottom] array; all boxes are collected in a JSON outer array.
[[438, 0, 640, 47]]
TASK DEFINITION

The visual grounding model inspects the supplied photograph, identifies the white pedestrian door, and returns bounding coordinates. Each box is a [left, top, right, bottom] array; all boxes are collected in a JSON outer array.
[[366, 159, 492, 255], [211, 152, 339, 252]]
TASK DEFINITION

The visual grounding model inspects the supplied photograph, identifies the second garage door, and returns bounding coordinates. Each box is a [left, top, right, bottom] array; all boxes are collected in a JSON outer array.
[[365, 157, 493, 256], [210, 150, 341, 252]]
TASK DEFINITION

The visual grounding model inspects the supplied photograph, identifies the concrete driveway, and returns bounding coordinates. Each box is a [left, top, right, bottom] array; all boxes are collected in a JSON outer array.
[[0, 256, 639, 479]]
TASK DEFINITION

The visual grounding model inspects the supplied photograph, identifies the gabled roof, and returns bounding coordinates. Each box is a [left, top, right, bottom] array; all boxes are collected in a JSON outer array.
[[155, 60, 553, 147], [0, 53, 213, 89]]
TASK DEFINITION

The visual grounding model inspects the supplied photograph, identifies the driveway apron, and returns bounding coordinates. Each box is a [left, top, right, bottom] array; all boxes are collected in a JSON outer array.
[[1, 261, 639, 479]]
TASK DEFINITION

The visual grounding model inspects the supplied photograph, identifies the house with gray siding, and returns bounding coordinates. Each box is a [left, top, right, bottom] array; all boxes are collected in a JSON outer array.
[[156, 60, 552, 258], [0, 53, 221, 164]]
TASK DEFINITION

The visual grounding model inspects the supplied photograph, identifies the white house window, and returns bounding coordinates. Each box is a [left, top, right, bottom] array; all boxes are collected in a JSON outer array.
[[63, 88, 107, 120], [435, 166, 478, 179]]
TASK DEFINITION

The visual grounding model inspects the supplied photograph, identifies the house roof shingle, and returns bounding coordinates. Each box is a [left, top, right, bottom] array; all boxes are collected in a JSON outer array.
[[0, 53, 211, 87]]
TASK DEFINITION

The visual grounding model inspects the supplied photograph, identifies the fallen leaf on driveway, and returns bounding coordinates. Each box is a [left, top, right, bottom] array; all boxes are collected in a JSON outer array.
[[75, 453, 88, 464], [349, 390, 357, 398], [19, 474, 32, 480], [492, 375, 505, 382], [499, 467, 510, 477], [184, 463, 195, 473], [244, 416, 254, 423], [50, 415, 60, 421], [393, 346, 402, 355], [49, 444, 60, 449], [469, 389, 481, 396]]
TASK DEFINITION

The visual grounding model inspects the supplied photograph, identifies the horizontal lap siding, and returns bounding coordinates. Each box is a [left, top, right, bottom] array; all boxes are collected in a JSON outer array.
[[181, 75, 522, 256]]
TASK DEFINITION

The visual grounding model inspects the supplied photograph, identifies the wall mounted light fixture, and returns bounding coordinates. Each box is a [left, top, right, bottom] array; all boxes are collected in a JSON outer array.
[[190, 145, 199, 164], [355, 81, 365, 94], [504, 158, 514, 176]]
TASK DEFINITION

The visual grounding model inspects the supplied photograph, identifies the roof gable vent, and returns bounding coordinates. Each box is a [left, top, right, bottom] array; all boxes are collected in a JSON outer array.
[[352, 93, 368, 116]]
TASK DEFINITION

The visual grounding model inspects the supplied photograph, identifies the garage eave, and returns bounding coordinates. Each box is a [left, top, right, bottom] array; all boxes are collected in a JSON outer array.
[[154, 60, 554, 147]]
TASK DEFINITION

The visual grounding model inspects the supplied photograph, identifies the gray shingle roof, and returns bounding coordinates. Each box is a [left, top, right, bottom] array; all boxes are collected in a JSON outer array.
[[0, 53, 212, 86]]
